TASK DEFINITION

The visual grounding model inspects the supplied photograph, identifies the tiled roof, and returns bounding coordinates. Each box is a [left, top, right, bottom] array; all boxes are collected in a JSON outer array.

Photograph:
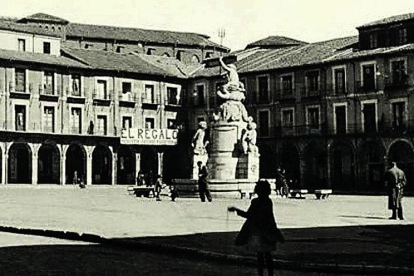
[[0, 20, 61, 37], [246, 36, 307, 49], [192, 35, 414, 78], [0, 49, 88, 68], [191, 36, 359, 77], [18, 13, 69, 24], [62, 48, 188, 78], [66, 23, 228, 51], [358, 13, 414, 29], [249, 36, 358, 72]]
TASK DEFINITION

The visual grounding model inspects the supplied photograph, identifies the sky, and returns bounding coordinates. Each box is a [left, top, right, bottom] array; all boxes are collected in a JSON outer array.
[[2, 0, 414, 51]]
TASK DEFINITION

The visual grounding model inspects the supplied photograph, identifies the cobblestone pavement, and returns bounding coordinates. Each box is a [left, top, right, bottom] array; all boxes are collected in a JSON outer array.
[[0, 232, 352, 276], [0, 186, 412, 273]]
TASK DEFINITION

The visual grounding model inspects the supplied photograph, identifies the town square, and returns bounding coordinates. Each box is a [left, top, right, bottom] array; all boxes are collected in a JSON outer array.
[[1, 0, 414, 274]]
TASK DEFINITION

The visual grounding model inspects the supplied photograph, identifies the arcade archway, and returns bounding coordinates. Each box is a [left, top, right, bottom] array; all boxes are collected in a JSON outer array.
[[303, 141, 326, 189], [38, 144, 60, 184], [279, 144, 300, 188], [92, 145, 112, 185], [388, 140, 414, 192], [66, 144, 86, 184], [330, 141, 354, 191], [117, 146, 135, 185], [8, 143, 31, 184]]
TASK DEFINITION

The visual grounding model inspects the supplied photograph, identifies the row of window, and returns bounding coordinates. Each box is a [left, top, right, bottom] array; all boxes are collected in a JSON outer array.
[[194, 58, 408, 106], [18, 38, 51, 54], [14, 105, 178, 135], [12, 69, 180, 104], [254, 100, 407, 137]]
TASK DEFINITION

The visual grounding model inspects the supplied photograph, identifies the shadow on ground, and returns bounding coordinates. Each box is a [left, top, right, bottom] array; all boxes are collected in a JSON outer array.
[[115, 224, 414, 269], [0, 244, 257, 276]]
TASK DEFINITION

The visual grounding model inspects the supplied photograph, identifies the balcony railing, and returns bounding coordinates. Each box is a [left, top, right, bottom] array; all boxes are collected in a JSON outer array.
[[119, 92, 135, 102], [355, 81, 378, 93], [384, 78, 409, 92], [274, 119, 414, 138]]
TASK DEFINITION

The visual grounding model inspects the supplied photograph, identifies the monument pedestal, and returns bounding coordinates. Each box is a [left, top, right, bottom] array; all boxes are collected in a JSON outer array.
[[237, 153, 260, 180]]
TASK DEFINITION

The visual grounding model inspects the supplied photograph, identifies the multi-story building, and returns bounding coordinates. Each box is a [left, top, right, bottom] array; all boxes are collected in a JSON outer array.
[[187, 14, 414, 193], [12, 13, 229, 63], [0, 14, 196, 185]]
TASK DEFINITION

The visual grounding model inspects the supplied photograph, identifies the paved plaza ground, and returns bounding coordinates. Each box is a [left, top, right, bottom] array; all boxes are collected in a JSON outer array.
[[0, 186, 412, 275]]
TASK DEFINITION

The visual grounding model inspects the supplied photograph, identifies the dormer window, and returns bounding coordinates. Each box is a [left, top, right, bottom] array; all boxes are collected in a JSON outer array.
[[43, 42, 51, 54], [398, 28, 408, 44], [18, 39, 26, 52]]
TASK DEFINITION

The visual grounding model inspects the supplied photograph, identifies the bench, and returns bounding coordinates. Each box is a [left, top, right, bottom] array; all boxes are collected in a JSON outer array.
[[314, 189, 332, 199], [127, 186, 155, 198], [290, 189, 308, 198]]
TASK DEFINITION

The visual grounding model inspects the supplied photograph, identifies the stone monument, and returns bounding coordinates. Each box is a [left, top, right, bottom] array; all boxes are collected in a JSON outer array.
[[208, 57, 260, 184], [173, 57, 260, 197]]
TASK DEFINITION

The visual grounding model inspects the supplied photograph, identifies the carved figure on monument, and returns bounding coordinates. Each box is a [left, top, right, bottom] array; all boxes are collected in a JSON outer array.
[[192, 121, 209, 155], [241, 119, 259, 154], [216, 57, 250, 122]]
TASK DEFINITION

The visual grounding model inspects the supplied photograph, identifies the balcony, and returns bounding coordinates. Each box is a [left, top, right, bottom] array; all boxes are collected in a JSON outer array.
[[355, 81, 378, 93], [276, 124, 325, 137], [39, 85, 59, 102], [92, 90, 112, 106], [119, 92, 137, 108], [9, 82, 31, 100], [67, 88, 86, 104], [384, 78, 409, 94]]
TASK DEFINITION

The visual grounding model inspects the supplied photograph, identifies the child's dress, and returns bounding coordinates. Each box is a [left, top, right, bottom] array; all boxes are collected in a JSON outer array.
[[235, 197, 284, 252]]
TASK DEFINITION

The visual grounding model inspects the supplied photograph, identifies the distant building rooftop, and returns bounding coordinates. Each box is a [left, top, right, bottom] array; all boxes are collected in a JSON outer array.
[[358, 13, 414, 29], [245, 36, 307, 49]]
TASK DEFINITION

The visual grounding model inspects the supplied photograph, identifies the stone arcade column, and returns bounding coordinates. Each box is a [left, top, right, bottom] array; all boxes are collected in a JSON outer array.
[[30, 143, 41, 185], [135, 152, 141, 184], [59, 144, 68, 185], [110, 146, 117, 185], [157, 151, 164, 177], [1, 142, 9, 185], [85, 145, 95, 185]]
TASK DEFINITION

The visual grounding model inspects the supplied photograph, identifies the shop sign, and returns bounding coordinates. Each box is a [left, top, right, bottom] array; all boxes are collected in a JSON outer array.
[[120, 128, 178, 145]]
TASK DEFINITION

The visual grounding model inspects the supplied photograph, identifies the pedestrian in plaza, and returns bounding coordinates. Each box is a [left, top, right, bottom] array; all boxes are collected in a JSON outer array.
[[137, 171, 146, 186], [384, 161, 406, 220], [197, 161, 212, 202], [277, 168, 289, 198], [154, 175, 164, 201], [228, 180, 284, 276], [170, 184, 179, 202]]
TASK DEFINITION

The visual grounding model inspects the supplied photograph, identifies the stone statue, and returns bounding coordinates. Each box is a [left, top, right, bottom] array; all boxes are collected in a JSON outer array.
[[241, 119, 259, 154], [192, 121, 209, 155], [216, 57, 249, 122]]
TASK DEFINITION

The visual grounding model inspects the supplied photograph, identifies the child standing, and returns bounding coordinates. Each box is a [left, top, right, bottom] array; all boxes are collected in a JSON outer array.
[[228, 180, 284, 276]]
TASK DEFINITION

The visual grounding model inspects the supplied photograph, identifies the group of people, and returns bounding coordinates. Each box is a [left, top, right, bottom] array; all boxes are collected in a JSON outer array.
[[137, 170, 178, 202]]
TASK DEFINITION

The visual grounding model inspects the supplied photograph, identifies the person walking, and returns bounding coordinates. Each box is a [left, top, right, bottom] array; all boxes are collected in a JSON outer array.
[[154, 175, 164, 201], [197, 161, 212, 202], [228, 180, 284, 276], [385, 161, 406, 220]]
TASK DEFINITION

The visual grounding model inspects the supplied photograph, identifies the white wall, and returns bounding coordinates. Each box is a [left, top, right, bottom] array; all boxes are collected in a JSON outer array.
[[0, 29, 60, 56]]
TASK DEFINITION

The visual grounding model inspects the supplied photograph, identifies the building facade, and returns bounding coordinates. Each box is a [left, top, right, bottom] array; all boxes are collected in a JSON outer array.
[[0, 19, 192, 185], [187, 14, 414, 193]]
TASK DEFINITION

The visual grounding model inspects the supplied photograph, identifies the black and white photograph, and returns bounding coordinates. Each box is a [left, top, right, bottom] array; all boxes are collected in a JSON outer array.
[[0, 0, 413, 275]]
